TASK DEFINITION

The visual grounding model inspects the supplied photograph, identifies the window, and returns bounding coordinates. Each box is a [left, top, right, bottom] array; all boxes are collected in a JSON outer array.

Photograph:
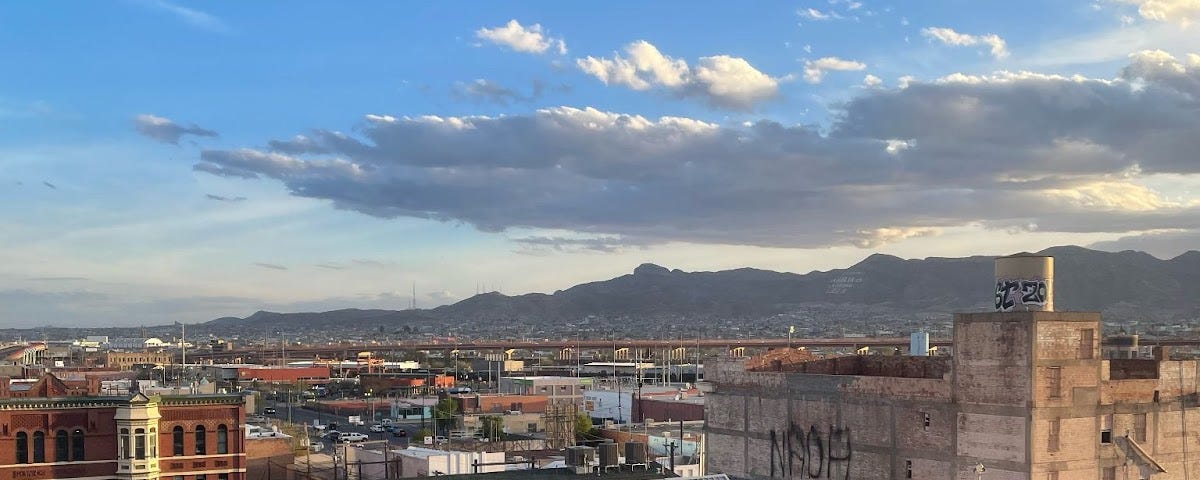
[[173, 426, 185, 456], [1134, 413, 1148, 442], [1048, 419, 1061, 452], [1048, 472, 1059, 480], [905, 460, 913, 478], [217, 425, 228, 454], [120, 428, 130, 459], [55, 430, 69, 462], [1047, 367, 1063, 399], [72, 429, 85, 461], [923, 412, 931, 431], [149, 428, 156, 457], [195, 426, 206, 455], [135, 428, 146, 459], [527, 422, 538, 433], [33, 431, 45, 463], [218, 475, 229, 480], [1102, 466, 1116, 480], [16, 432, 28, 464], [1101, 414, 1114, 444], [1079, 329, 1095, 359], [197, 476, 206, 480]]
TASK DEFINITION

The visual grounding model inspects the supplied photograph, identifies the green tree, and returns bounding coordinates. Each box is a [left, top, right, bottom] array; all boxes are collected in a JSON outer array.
[[434, 398, 458, 435], [480, 415, 504, 440], [575, 413, 595, 441], [415, 428, 433, 443]]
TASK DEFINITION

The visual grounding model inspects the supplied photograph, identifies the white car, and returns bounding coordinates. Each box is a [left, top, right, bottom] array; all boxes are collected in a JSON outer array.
[[339, 432, 369, 443], [369, 424, 386, 433]]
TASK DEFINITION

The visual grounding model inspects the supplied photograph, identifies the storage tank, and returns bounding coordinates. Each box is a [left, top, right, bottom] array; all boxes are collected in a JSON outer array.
[[994, 254, 1053, 312], [910, 332, 929, 356]]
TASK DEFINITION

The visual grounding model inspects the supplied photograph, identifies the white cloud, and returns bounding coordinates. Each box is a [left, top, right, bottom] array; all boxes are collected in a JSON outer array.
[[921, 26, 1010, 59], [1115, 0, 1200, 25], [475, 19, 566, 55], [798, 8, 836, 20], [133, 114, 218, 145], [195, 56, 1200, 251], [135, 0, 229, 33], [862, 74, 883, 87], [576, 41, 779, 109], [803, 57, 867, 83]]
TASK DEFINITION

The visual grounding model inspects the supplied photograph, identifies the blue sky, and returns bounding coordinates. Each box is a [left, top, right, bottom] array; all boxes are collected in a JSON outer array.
[[2, 0, 1199, 327]]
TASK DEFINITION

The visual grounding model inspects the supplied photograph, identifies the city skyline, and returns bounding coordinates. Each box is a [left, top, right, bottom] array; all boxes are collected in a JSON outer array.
[[3, 1, 1199, 327]]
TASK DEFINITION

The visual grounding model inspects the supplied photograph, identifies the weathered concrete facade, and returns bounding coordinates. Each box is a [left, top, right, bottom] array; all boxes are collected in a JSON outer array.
[[707, 311, 1200, 479]]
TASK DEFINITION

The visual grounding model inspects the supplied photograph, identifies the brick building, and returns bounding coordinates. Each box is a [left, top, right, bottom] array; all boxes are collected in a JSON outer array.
[[707, 254, 1200, 479], [106, 352, 173, 370], [0, 373, 247, 480]]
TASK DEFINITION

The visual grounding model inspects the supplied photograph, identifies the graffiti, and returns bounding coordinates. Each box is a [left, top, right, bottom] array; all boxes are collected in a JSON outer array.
[[769, 423, 852, 479], [994, 278, 1047, 311], [825, 272, 863, 295]]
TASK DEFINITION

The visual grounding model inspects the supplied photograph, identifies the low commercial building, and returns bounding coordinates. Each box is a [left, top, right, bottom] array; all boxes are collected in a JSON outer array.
[[201, 364, 331, 385], [451, 393, 549, 415], [499, 376, 592, 405]]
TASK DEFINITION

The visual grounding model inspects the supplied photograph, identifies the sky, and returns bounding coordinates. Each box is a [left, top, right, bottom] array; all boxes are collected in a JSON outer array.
[[2, 0, 1199, 327]]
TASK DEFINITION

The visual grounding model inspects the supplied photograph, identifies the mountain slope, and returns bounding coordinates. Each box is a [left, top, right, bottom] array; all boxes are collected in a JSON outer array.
[[206, 246, 1200, 328]]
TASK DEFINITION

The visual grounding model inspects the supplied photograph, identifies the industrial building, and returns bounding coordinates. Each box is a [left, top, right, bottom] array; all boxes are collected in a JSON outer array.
[[707, 254, 1200, 479]]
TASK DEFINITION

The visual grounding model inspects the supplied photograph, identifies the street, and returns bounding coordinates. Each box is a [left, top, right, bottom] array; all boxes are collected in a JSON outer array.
[[264, 398, 430, 449]]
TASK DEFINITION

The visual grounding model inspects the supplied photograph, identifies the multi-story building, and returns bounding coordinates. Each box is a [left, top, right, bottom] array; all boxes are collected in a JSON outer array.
[[0, 373, 246, 480], [707, 254, 1200, 479], [499, 376, 592, 406], [106, 352, 173, 370]]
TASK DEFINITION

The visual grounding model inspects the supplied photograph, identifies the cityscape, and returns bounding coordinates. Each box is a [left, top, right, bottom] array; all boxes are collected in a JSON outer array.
[[4, 1, 1200, 480]]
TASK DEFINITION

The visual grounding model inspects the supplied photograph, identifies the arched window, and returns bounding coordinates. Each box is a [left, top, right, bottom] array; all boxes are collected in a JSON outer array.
[[173, 426, 184, 456], [216, 425, 228, 454], [195, 425, 206, 455], [134, 428, 145, 460], [15, 432, 28, 464], [120, 428, 130, 459], [71, 429, 85, 461], [33, 431, 45, 463], [55, 430, 68, 462]]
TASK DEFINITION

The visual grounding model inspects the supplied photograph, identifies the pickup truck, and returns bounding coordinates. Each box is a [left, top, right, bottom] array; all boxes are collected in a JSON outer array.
[[338, 432, 368, 443]]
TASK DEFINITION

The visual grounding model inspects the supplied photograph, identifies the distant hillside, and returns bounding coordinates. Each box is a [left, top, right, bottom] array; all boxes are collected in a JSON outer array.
[[204, 246, 1200, 329]]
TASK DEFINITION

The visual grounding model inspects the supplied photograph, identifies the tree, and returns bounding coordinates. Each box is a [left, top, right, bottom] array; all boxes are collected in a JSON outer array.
[[480, 416, 504, 440], [575, 413, 596, 441], [415, 428, 433, 443], [434, 398, 458, 435]]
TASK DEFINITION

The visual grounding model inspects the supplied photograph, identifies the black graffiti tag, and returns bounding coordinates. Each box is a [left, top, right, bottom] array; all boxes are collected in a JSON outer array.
[[1020, 280, 1047, 306], [994, 280, 1019, 311], [770, 423, 852, 479]]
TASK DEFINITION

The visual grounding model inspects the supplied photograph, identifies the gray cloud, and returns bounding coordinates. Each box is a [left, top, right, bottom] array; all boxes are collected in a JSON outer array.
[[42, 181, 56, 189], [254, 262, 288, 270], [315, 263, 346, 270], [452, 79, 535, 105], [135, 114, 218, 145], [194, 52, 1200, 249], [205, 194, 247, 202], [26, 276, 88, 282]]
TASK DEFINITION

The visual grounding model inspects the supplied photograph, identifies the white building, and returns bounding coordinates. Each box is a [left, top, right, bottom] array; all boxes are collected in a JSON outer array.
[[355, 447, 505, 477]]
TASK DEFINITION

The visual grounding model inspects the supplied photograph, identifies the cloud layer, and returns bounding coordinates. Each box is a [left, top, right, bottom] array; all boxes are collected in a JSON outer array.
[[134, 114, 218, 144], [576, 40, 780, 109], [191, 52, 1200, 251]]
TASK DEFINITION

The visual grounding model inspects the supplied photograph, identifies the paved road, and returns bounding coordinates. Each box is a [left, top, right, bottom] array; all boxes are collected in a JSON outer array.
[[260, 399, 432, 449]]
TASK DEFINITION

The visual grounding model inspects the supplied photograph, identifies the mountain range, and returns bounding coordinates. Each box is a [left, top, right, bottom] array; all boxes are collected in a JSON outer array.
[[205, 246, 1200, 331]]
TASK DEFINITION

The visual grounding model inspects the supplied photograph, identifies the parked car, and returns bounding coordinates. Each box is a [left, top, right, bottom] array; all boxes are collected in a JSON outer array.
[[322, 430, 341, 440], [434, 436, 448, 444], [263, 407, 277, 415], [369, 424, 386, 433], [247, 414, 268, 424], [392, 429, 407, 437], [338, 432, 369, 443]]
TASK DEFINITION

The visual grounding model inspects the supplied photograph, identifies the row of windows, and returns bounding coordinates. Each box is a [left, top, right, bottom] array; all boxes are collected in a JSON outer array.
[[173, 474, 229, 480], [171, 425, 229, 456], [15, 429, 85, 464]]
